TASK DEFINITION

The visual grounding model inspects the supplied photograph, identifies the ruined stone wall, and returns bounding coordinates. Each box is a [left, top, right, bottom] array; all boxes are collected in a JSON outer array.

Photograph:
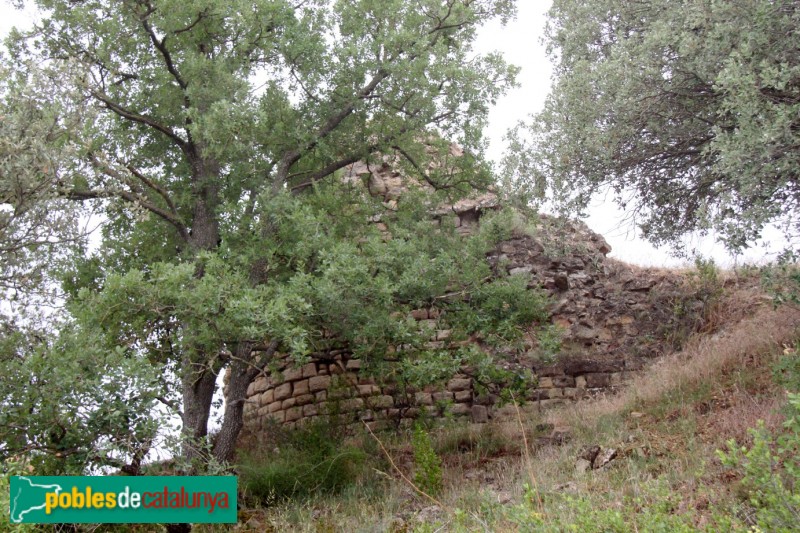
[[237, 223, 697, 443], [240, 346, 638, 438], [238, 154, 707, 443]]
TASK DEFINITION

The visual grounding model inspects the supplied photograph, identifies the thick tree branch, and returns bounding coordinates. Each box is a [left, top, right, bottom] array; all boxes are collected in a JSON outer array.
[[245, 339, 280, 383], [126, 165, 181, 220], [140, 14, 188, 91], [90, 90, 187, 151], [273, 68, 391, 189], [64, 185, 189, 242]]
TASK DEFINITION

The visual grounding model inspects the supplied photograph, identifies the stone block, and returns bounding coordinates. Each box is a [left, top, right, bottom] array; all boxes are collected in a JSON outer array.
[[366, 420, 388, 432], [415, 392, 433, 406], [346, 359, 362, 371], [295, 394, 314, 406], [359, 410, 375, 422], [252, 376, 270, 394], [341, 398, 365, 412], [552, 376, 575, 388], [419, 319, 438, 330], [257, 405, 271, 418], [302, 362, 318, 378], [474, 393, 497, 406], [454, 390, 472, 402], [283, 366, 303, 382], [538, 376, 554, 388], [315, 391, 327, 401], [369, 395, 394, 409], [424, 341, 445, 350], [281, 398, 296, 410], [266, 411, 285, 424], [259, 389, 274, 406], [268, 401, 283, 413], [436, 329, 452, 341], [274, 382, 292, 401], [493, 404, 518, 418], [447, 378, 472, 392], [585, 373, 611, 388], [528, 389, 548, 401], [293, 379, 310, 396], [285, 407, 303, 423], [432, 392, 454, 403], [471, 405, 489, 423], [450, 403, 470, 416], [562, 387, 580, 399], [563, 360, 624, 376], [575, 375, 587, 389], [546, 388, 563, 399], [358, 384, 380, 397], [303, 404, 318, 417], [309, 375, 331, 392], [536, 363, 566, 377], [410, 308, 429, 320], [537, 399, 566, 409], [510, 266, 534, 276]]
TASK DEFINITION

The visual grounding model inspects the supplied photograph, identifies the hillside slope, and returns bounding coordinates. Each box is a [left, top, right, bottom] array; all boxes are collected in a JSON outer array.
[[228, 280, 800, 531]]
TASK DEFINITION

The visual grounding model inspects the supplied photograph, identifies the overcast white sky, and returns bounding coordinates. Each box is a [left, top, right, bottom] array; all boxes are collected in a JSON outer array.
[[1, 1, 786, 268]]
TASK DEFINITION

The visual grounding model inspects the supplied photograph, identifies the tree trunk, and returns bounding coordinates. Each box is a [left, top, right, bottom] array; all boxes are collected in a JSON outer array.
[[180, 154, 223, 465], [212, 341, 254, 463], [181, 361, 218, 464]]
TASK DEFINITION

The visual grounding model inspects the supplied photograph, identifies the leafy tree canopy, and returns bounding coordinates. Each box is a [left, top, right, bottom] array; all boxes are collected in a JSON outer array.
[[508, 0, 800, 254], [0, 0, 531, 472]]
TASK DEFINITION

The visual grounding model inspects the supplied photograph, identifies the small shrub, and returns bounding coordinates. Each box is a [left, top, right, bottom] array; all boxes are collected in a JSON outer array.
[[238, 421, 367, 504], [1, 459, 37, 532], [718, 393, 800, 532], [412, 422, 443, 497], [761, 256, 800, 308], [536, 324, 563, 364], [690, 256, 724, 316], [773, 342, 800, 392], [434, 423, 515, 459]]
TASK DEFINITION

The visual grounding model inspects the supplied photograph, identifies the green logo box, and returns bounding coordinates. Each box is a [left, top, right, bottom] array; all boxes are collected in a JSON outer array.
[[9, 476, 237, 524]]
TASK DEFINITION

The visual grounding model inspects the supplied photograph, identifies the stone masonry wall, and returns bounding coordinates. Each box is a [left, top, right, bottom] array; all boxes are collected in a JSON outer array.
[[240, 346, 636, 436], [238, 151, 708, 443]]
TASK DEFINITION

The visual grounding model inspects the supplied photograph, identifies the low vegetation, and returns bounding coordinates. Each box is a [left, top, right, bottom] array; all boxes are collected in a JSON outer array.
[[203, 278, 800, 532]]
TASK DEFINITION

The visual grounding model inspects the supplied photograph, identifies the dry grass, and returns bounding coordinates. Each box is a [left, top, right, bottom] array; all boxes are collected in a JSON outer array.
[[546, 287, 800, 427], [230, 284, 800, 531]]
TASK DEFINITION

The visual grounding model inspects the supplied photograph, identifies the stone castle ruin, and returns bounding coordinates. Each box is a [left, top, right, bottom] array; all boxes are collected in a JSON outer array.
[[236, 148, 709, 446]]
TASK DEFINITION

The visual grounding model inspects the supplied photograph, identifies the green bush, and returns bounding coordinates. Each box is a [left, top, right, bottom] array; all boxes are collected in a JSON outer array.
[[1, 460, 36, 533], [760, 260, 800, 308], [237, 422, 367, 505], [412, 422, 443, 497], [718, 393, 800, 532]]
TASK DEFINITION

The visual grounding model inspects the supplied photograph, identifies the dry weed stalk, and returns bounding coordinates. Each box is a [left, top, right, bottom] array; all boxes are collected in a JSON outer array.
[[510, 391, 544, 515], [362, 420, 445, 509]]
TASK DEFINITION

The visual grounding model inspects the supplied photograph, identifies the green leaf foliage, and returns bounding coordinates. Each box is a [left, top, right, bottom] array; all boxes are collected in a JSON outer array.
[[1, 0, 527, 468], [511, 0, 800, 253]]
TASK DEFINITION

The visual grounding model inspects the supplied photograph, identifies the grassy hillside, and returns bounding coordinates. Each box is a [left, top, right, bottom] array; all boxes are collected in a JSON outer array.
[[220, 273, 800, 532]]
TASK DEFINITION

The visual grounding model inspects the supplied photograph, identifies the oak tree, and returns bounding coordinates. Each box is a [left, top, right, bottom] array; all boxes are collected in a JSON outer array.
[[510, 0, 800, 253], [2, 0, 525, 469]]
